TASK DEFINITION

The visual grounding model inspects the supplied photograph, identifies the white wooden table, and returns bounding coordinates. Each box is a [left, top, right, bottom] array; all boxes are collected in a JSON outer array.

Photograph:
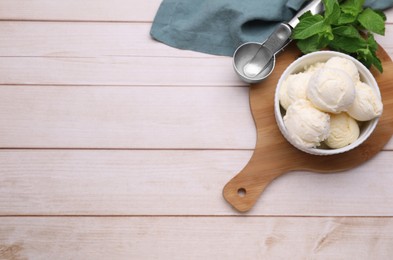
[[1, 1, 393, 259]]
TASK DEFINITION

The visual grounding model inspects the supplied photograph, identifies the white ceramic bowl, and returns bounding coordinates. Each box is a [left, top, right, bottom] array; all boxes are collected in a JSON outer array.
[[274, 51, 382, 155]]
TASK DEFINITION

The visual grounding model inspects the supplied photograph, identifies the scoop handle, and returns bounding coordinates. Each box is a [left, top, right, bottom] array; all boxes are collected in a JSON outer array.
[[263, 0, 324, 55], [288, 0, 324, 28], [262, 23, 292, 55]]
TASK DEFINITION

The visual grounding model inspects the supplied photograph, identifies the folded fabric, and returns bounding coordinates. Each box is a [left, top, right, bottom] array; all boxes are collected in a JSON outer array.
[[150, 0, 393, 56]]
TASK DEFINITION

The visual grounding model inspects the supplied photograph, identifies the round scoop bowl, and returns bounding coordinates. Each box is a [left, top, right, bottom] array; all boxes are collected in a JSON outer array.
[[233, 42, 275, 84], [274, 51, 381, 156]]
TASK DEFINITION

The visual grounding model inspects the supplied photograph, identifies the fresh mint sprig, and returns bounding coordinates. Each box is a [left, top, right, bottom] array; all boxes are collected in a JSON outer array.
[[292, 0, 386, 72]]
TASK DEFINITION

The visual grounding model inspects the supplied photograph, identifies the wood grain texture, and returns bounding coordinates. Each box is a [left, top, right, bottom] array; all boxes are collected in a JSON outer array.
[[0, 22, 213, 58], [0, 22, 391, 88], [0, 0, 162, 21], [0, 217, 393, 259], [0, 85, 255, 149], [224, 44, 393, 212], [0, 56, 243, 86], [0, 84, 390, 150], [1, 150, 393, 216], [1, 2, 393, 258], [0, 22, 391, 59]]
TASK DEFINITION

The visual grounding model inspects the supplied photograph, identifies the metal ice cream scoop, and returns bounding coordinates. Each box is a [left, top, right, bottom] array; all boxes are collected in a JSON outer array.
[[233, 0, 324, 84]]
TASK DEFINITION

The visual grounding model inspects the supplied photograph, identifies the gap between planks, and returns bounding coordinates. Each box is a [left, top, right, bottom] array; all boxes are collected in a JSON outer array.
[[0, 148, 391, 151], [0, 84, 247, 88], [0, 215, 393, 218], [0, 19, 392, 24], [1, 149, 392, 216], [0, 148, 254, 151], [2, 0, 392, 21], [0, 19, 153, 24]]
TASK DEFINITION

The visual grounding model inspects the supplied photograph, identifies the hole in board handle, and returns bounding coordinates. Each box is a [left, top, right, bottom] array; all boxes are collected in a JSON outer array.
[[237, 188, 246, 197]]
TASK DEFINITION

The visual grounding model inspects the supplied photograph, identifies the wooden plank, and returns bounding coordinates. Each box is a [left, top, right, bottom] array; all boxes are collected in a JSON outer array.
[[0, 85, 255, 149], [0, 22, 391, 86], [0, 0, 162, 22], [0, 49, 391, 87], [0, 0, 392, 23], [1, 21, 391, 59], [0, 150, 393, 216], [0, 85, 390, 150], [0, 22, 213, 58], [0, 217, 393, 259], [385, 7, 393, 23], [385, 138, 393, 149], [0, 56, 243, 86]]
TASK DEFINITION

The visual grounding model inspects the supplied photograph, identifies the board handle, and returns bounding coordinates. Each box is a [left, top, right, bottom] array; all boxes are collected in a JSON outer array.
[[223, 154, 288, 212]]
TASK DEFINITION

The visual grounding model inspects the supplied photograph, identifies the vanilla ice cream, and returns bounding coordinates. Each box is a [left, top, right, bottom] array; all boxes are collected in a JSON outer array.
[[325, 56, 360, 82], [347, 81, 383, 121], [304, 62, 325, 73], [283, 99, 330, 148], [307, 68, 356, 113], [279, 72, 312, 110], [277, 53, 383, 152], [325, 113, 360, 149]]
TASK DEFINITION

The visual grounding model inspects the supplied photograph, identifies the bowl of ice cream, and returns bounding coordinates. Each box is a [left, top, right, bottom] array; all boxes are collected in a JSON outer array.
[[274, 51, 383, 155]]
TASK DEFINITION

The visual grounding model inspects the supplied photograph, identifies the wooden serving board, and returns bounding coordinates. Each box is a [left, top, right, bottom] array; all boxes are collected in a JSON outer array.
[[223, 43, 393, 212]]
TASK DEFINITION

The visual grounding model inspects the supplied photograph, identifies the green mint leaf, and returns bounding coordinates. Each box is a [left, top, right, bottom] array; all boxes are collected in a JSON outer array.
[[292, 14, 329, 40], [358, 8, 385, 35], [357, 48, 373, 67], [323, 0, 335, 17], [298, 10, 314, 20], [336, 12, 357, 25], [329, 34, 366, 53], [340, 0, 364, 16], [317, 32, 333, 48], [357, 47, 383, 72], [323, 0, 341, 24], [355, 34, 383, 72], [366, 33, 378, 52], [332, 25, 362, 38], [296, 33, 331, 53], [296, 36, 320, 54], [330, 26, 366, 53], [292, 0, 386, 72], [372, 55, 383, 72], [375, 10, 387, 22]]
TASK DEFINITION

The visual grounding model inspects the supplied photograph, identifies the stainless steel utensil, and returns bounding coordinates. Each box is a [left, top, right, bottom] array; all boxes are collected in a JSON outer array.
[[233, 0, 323, 83]]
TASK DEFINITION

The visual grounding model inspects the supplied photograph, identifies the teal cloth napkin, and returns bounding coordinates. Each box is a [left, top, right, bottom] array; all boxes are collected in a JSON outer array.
[[150, 0, 393, 56]]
